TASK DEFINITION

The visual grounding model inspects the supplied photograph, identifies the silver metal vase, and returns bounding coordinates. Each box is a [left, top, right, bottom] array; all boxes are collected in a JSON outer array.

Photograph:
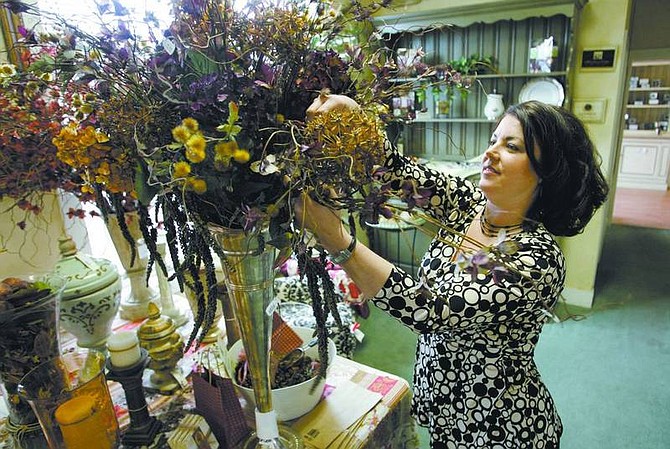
[[209, 223, 302, 449]]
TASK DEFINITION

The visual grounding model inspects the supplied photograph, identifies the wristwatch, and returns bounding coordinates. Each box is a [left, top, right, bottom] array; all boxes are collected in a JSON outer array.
[[328, 237, 357, 265]]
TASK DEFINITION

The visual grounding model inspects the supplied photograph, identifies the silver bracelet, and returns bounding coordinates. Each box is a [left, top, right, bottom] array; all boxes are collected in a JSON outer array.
[[328, 237, 357, 265]]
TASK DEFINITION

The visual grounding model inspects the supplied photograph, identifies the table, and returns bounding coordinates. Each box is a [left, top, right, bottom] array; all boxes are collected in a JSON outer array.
[[0, 293, 419, 449], [107, 355, 418, 449]]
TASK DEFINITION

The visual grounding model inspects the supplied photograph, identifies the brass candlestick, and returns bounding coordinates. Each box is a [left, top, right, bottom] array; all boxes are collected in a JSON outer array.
[[106, 349, 162, 446], [137, 302, 185, 394]]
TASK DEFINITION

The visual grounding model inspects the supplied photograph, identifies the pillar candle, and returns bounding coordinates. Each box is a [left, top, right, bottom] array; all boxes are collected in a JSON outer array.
[[107, 330, 141, 368], [55, 395, 114, 449]]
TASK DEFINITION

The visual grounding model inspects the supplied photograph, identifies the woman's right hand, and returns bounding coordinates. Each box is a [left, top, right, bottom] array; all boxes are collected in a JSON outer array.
[[293, 192, 350, 255]]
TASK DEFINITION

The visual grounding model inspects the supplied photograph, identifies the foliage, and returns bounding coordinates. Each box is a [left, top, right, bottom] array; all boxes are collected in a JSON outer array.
[[448, 53, 497, 76], [1, 0, 416, 349], [0, 38, 95, 232], [1, 0, 516, 356]]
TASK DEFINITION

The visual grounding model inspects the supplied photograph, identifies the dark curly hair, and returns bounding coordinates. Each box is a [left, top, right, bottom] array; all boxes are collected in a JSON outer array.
[[505, 101, 609, 236]]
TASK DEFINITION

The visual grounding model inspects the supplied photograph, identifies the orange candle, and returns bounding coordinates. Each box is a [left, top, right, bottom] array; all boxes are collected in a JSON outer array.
[[55, 395, 115, 449]]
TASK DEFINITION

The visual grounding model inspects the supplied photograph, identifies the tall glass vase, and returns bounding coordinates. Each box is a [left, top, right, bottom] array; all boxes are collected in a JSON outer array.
[[106, 212, 158, 321], [209, 224, 302, 449], [0, 275, 65, 449]]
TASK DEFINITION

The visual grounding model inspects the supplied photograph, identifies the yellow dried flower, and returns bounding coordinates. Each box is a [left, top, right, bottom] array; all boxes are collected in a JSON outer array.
[[215, 141, 238, 158], [172, 125, 191, 144], [173, 161, 191, 178], [304, 108, 386, 179], [187, 177, 207, 194], [79, 126, 98, 147], [182, 117, 199, 133], [185, 134, 207, 163], [233, 149, 250, 164], [97, 161, 110, 176], [95, 131, 110, 143]]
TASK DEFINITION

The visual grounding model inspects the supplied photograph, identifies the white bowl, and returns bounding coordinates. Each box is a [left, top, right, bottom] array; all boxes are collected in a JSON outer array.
[[228, 326, 336, 421]]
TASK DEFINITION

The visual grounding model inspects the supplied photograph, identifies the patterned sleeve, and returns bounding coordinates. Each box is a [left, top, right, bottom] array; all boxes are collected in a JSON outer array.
[[371, 231, 566, 334], [378, 141, 484, 226]]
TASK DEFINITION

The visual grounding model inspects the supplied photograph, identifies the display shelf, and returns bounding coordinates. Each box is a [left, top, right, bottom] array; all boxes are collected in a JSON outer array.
[[624, 60, 670, 132], [393, 72, 569, 82], [629, 87, 670, 92], [386, 8, 581, 161], [475, 71, 568, 79]]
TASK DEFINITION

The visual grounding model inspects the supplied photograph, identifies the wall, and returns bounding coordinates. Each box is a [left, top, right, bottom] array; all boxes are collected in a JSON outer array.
[[560, 0, 632, 307], [375, 0, 634, 307], [630, 0, 670, 53]]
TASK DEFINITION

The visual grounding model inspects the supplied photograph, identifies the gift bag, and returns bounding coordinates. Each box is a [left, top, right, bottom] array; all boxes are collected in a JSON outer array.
[[192, 368, 249, 449]]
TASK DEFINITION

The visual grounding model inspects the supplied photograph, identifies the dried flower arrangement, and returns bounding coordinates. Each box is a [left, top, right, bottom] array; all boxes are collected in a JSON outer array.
[[0, 0, 531, 373]]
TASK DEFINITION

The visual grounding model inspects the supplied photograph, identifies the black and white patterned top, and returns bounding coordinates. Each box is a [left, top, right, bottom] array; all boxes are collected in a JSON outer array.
[[372, 150, 565, 449]]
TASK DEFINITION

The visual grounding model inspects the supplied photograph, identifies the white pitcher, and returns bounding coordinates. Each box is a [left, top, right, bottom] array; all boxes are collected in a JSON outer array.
[[484, 93, 505, 121]]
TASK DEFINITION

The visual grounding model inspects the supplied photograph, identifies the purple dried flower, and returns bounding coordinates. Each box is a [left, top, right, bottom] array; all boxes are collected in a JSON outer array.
[[490, 265, 509, 285], [242, 205, 265, 232]]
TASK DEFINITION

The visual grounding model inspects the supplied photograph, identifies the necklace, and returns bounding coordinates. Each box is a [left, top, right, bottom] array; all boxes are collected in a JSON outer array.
[[479, 211, 524, 238]]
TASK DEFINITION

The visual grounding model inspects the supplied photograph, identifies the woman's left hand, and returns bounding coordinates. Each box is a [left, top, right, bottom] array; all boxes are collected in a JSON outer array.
[[306, 92, 359, 122]]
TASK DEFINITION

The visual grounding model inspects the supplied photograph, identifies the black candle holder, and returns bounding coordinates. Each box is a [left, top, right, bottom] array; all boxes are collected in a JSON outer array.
[[106, 349, 162, 446]]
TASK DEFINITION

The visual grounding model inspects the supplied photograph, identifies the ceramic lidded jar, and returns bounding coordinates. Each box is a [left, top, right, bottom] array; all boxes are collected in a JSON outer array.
[[54, 236, 122, 351]]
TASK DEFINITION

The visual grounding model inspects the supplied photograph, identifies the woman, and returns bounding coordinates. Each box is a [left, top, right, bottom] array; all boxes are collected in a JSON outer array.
[[298, 96, 609, 449]]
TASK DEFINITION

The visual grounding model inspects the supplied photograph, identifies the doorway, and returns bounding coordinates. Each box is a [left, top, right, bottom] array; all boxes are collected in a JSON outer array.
[[612, 0, 670, 231]]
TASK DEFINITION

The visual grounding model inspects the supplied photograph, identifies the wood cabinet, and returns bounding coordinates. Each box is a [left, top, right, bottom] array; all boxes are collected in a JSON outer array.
[[618, 60, 670, 190]]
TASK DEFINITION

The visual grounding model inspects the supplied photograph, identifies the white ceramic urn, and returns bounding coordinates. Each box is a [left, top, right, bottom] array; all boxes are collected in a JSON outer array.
[[484, 93, 505, 121], [54, 235, 121, 351]]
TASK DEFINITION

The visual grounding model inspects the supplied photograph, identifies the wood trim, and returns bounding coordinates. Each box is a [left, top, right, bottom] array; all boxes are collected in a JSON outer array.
[[374, 0, 586, 33], [0, 6, 24, 67]]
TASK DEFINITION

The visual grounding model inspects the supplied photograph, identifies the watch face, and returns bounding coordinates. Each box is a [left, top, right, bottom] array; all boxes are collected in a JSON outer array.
[[330, 238, 356, 265]]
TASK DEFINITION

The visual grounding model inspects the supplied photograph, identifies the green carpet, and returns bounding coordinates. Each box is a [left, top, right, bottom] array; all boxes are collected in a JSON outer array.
[[352, 224, 670, 448]]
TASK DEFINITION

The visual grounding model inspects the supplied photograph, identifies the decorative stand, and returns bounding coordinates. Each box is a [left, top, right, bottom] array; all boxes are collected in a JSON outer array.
[[137, 302, 185, 395], [156, 242, 188, 327], [106, 349, 162, 446]]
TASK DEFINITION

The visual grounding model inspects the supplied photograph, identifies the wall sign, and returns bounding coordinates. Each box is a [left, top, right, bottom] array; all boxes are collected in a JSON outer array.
[[581, 48, 617, 70]]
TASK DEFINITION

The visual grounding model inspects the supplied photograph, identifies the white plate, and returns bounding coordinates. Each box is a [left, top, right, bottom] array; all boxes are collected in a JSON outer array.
[[518, 78, 565, 106]]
